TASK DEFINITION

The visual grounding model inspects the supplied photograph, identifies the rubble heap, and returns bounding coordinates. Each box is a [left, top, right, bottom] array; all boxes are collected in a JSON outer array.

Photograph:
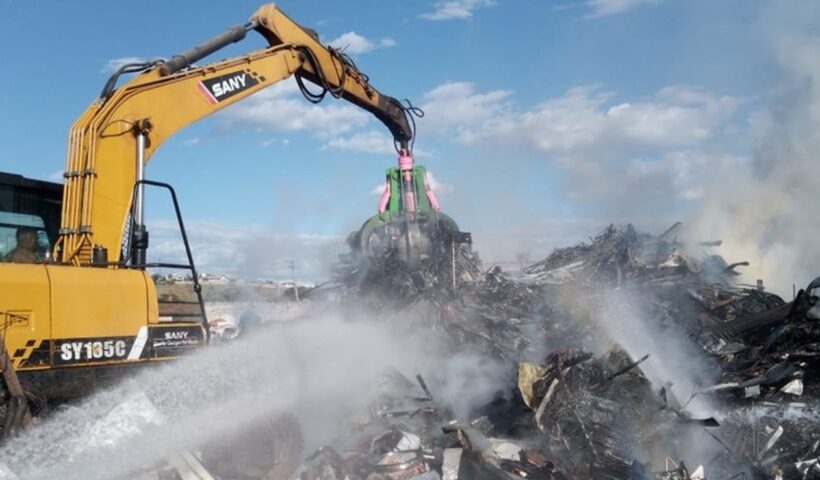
[[308, 223, 820, 480], [334, 225, 482, 305]]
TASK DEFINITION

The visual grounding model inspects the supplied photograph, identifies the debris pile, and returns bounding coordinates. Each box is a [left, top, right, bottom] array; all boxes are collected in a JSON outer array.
[[334, 222, 482, 305], [308, 223, 820, 480]]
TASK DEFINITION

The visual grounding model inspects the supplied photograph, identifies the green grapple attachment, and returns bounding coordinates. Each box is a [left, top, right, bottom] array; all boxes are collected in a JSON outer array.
[[348, 150, 475, 294]]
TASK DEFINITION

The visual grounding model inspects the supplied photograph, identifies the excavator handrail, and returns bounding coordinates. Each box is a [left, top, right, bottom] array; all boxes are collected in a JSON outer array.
[[128, 179, 209, 342]]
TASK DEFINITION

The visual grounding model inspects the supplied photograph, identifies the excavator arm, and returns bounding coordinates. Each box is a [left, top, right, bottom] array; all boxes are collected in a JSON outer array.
[[58, 4, 413, 265]]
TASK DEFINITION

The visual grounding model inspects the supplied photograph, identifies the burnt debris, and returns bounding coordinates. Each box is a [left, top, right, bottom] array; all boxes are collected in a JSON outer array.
[[300, 223, 820, 480]]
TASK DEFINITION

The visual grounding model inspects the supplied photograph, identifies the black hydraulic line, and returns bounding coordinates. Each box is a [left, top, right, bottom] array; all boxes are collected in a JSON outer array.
[[293, 45, 413, 146], [294, 45, 342, 104], [100, 61, 159, 101], [402, 99, 423, 154], [100, 20, 255, 99], [159, 22, 256, 76]]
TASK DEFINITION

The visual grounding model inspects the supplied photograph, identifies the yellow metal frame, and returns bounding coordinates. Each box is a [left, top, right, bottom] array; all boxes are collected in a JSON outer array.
[[0, 4, 412, 384], [58, 4, 411, 265]]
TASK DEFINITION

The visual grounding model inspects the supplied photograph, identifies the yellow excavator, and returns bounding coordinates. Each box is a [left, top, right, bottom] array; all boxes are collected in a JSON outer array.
[[0, 4, 415, 434]]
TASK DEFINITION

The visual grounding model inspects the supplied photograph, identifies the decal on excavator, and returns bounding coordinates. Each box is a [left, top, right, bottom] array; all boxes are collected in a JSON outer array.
[[197, 71, 259, 104], [12, 325, 205, 369], [149, 325, 203, 358], [11, 340, 51, 369], [52, 336, 142, 366], [58, 339, 128, 363]]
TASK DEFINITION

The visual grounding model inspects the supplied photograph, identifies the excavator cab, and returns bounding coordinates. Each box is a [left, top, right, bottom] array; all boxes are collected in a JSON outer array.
[[0, 172, 208, 409], [0, 172, 62, 262]]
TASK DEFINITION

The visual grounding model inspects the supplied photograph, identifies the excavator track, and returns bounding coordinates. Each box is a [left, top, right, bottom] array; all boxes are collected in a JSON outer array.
[[0, 343, 32, 438]]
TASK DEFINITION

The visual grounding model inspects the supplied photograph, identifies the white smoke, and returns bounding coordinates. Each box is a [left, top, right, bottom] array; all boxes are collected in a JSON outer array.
[[687, 2, 820, 296]]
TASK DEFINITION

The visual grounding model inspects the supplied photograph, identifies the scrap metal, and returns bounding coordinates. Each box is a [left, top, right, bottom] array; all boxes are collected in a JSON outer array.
[[309, 223, 820, 480]]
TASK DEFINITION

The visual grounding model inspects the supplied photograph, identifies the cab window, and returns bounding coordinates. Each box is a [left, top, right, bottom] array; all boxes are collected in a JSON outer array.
[[0, 212, 50, 259]]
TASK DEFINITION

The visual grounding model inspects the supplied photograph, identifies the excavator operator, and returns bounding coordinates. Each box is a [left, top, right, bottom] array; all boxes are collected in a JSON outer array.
[[4, 228, 38, 263]]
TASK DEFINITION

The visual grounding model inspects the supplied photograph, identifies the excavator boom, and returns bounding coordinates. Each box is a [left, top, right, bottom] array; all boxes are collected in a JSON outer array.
[[59, 4, 413, 265]]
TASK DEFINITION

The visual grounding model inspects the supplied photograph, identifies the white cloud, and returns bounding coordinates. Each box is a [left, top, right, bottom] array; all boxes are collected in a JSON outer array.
[[326, 131, 395, 155], [260, 137, 290, 148], [324, 131, 433, 157], [417, 80, 744, 227], [222, 80, 432, 154], [149, 220, 243, 275], [328, 32, 396, 54], [370, 183, 387, 196], [102, 56, 149, 73], [48, 170, 64, 183], [580, 150, 748, 204], [182, 137, 200, 146], [420, 82, 738, 156], [584, 0, 664, 18], [149, 220, 344, 281], [426, 171, 454, 194], [221, 80, 370, 138], [420, 0, 496, 20], [419, 82, 512, 136]]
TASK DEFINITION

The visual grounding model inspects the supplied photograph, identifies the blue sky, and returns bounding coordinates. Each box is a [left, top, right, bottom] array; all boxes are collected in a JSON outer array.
[[1, 0, 817, 289]]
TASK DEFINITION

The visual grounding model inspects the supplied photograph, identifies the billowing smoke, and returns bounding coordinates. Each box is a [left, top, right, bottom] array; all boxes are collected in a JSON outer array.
[[687, 2, 820, 296]]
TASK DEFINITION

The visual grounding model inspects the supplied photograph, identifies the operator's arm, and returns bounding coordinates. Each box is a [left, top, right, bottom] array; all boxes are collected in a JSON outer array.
[[59, 4, 414, 265]]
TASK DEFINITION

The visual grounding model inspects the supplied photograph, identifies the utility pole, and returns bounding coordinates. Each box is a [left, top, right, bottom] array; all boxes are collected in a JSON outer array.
[[287, 260, 300, 302]]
